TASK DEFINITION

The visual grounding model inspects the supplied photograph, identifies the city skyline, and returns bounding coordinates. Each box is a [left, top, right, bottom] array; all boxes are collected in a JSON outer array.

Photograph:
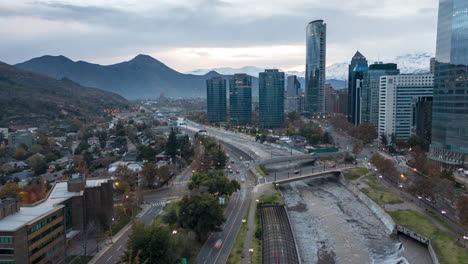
[[0, 0, 438, 72]]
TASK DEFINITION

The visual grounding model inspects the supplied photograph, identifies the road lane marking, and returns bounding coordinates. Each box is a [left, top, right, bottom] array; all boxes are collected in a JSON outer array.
[[106, 255, 112, 263]]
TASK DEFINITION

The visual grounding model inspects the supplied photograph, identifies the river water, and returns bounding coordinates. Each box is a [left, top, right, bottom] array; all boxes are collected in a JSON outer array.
[[279, 176, 411, 264]]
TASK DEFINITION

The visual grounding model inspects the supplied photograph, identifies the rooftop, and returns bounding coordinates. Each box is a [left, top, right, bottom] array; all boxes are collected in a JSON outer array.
[[0, 179, 110, 232]]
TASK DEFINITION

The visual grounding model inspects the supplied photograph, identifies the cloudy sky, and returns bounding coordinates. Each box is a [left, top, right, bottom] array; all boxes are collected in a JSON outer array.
[[0, 0, 438, 72]]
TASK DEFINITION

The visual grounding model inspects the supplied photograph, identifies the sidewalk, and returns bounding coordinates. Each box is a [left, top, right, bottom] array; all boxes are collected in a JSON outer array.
[[88, 203, 152, 264]]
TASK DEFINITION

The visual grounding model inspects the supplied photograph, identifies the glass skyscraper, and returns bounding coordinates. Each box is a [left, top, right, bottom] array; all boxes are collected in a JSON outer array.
[[305, 20, 326, 113], [361, 63, 399, 127], [259, 69, 285, 128], [348, 51, 368, 125], [206, 77, 227, 123], [430, 0, 468, 166], [229, 74, 252, 124]]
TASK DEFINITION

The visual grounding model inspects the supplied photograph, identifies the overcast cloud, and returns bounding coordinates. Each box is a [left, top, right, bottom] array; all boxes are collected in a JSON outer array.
[[0, 0, 438, 72]]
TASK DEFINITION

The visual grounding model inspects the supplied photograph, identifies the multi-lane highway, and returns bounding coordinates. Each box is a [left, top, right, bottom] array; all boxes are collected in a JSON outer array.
[[194, 152, 251, 264]]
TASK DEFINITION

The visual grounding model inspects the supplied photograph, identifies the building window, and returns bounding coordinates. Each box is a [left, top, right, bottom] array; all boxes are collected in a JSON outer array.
[[0, 248, 14, 255], [0, 237, 13, 244]]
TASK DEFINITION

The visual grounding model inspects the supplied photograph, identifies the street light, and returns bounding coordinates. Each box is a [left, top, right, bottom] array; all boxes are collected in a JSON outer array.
[[441, 210, 447, 215], [463, 236, 468, 247], [172, 230, 178, 235], [242, 219, 246, 223]]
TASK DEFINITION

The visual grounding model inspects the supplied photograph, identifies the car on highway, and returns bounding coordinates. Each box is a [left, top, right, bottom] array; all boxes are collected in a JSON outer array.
[[227, 165, 232, 169], [329, 164, 336, 168], [293, 170, 300, 174], [229, 169, 233, 173], [213, 239, 223, 249], [231, 160, 235, 164], [241, 177, 245, 182], [236, 170, 240, 174], [352, 161, 357, 165]]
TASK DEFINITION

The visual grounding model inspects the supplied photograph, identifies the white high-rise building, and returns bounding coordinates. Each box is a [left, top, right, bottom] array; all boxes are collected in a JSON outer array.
[[378, 74, 434, 142]]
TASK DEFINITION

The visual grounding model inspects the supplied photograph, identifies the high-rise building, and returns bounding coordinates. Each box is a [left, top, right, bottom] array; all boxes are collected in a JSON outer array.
[[259, 69, 285, 128], [430, 0, 468, 166], [286, 75, 301, 112], [414, 96, 433, 143], [305, 20, 326, 113], [361, 63, 400, 127], [206, 77, 227, 123], [348, 51, 369, 123], [229, 74, 252, 124], [349, 67, 369, 125], [337, 89, 349, 114], [325, 84, 335, 113], [430, 57, 436, 74], [378, 74, 434, 142]]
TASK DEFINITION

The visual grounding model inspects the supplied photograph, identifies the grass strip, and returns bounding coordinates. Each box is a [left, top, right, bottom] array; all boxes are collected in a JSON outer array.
[[227, 199, 252, 264], [390, 210, 468, 264]]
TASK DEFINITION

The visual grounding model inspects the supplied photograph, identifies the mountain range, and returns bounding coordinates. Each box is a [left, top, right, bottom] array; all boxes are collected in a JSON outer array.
[[15, 52, 433, 100], [0, 62, 128, 126]]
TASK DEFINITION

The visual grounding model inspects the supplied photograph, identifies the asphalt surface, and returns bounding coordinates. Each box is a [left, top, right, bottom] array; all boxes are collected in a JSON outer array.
[[95, 204, 165, 264], [194, 147, 252, 264]]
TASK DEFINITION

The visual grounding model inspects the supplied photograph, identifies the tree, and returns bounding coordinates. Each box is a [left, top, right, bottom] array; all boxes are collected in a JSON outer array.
[[380, 133, 388, 146], [211, 147, 227, 170], [353, 122, 377, 144], [15, 148, 27, 160], [141, 162, 157, 188], [165, 129, 178, 161], [156, 166, 171, 184], [188, 171, 240, 197], [124, 223, 177, 264], [0, 182, 20, 198], [138, 145, 157, 161], [396, 139, 407, 150], [178, 194, 225, 241], [115, 165, 137, 187], [28, 155, 48, 175], [352, 141, 363, 155], [457, 195, 468, 229], [83, 151, 93, 168]]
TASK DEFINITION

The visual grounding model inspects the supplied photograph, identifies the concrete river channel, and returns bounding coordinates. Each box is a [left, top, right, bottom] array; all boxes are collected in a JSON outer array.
[[279, 174, 432, 264]]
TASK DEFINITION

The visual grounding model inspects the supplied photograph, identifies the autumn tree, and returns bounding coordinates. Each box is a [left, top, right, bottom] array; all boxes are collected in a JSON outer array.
[[352, 141, 364, 155], [0, 182, 20, 198], [15, 148, 27, 160], [352, 122, 377, 144], [115, 165, 138, 188], [188, 171, 240, 197], [141, 162, 157, 188], [156, 166, 171, 184], [457, 195, 468, 229]]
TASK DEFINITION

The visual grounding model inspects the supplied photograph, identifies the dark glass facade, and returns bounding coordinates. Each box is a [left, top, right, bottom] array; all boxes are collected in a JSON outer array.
[[361, 63, 399, 127], [430, 0, 468, 166], [229, 74, 252, 124], [305, 20, 326, 113], [259, 69, 285, 128], [348, 51, 368, 124], [206, 77, 227, 123]]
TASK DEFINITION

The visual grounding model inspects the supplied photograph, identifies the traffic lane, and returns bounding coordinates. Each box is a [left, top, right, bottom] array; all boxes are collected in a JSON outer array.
[[195, 188, 244, 264], [97, 231, 130, 264], [139, 205, 164, 226], [194, 152, 250, 263], [214, 188, 250, 263]]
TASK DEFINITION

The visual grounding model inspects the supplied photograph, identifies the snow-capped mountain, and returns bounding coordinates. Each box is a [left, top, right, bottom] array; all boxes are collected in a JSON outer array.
[[185, 52, 434, 82]]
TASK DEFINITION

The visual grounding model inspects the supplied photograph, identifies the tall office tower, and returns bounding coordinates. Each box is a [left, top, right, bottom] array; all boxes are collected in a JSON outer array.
[[361, 63, 399, 127], [286, 75, 301, 112], [414, 96, 433, 143], [259, 69, 285, 128], [206, 77, 227, 123], [430, 0, 468, 166], [229, 74, 252, 124], [325, 84, 335, 112], [348, 51, 369, 123], [430, 57, 436, 74], [378, 74, 434, 142], [349, 67, 369, 125], [305, 20, 326, 113]]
